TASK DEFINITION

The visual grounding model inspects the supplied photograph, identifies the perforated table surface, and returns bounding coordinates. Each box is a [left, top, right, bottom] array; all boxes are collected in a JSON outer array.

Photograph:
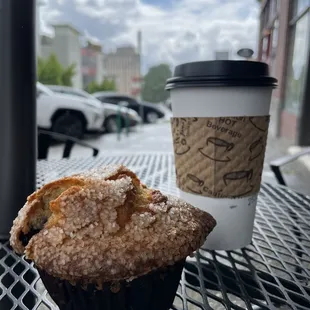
[[1, 153, 310, 310]]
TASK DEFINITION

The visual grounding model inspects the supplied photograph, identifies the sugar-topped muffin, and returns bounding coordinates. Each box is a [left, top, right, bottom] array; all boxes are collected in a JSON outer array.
[[10, 165, 216, 309]]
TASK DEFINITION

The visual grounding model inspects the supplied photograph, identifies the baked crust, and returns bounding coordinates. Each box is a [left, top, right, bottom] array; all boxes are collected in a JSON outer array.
[[10, 165, 216, 286]]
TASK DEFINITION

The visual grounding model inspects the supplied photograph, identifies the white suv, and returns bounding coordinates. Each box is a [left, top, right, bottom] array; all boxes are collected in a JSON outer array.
[[36, 82, 104, 138], [47, 85, 142, 133]]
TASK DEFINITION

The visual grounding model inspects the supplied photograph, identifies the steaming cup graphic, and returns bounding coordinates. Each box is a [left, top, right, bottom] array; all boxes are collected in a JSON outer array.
[[249, 137, 264, 161], [249, 116, 269, 132], [175, 137, 190, 155], [208, 137, 234, 151], [223, 170, 255, 197], [223, 169, 253, 186], [198, 137, 234, 162], [186, 174, 204, 194]]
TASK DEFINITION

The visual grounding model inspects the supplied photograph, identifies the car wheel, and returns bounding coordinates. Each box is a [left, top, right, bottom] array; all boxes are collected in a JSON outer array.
[[52, 112, 84, 139], [146, 111, 159, 123], [105, 116, 122, 133]]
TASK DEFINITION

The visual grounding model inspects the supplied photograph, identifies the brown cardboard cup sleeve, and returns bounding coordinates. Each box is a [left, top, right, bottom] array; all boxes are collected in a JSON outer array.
[[171, 116, 270, 198]]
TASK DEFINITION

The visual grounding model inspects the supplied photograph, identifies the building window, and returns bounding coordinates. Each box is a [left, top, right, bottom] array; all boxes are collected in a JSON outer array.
[[260, 0, 280, 63], [263, 1, 270, 27], [295, 0, 310, 15], [284, 6, 310, 114], [261, 33, 271, 63], [269, 0, 278, 24], [262, 0, 278, 27], [270, 19, 279, 76]]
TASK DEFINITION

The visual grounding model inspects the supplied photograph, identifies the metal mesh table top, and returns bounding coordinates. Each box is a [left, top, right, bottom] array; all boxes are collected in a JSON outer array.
[[1, 153, 310, 310]]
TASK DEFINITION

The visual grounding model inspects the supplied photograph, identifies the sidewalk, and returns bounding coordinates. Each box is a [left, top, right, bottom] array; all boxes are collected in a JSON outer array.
[[48, 122, 310, 195]]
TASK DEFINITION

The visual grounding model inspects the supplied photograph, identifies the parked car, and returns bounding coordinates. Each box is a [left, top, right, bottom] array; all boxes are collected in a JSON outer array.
[[37, 82, 104, 138], [103, 103, 142, 133], [47, 85, 142, 133], [92, 92, 166, 123]]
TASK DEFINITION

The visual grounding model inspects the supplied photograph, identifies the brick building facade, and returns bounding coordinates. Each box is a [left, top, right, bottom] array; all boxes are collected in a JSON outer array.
[[258, 0, 310, 145]]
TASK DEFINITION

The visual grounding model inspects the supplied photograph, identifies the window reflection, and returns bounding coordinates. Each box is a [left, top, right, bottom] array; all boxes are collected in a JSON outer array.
[[270, 19, 278, 76], [296, 0, 310, 15], [284, 12, 309, 113]]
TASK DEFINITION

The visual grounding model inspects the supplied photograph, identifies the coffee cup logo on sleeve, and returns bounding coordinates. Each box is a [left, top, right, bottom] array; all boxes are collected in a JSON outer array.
[[171, 116, 270, 198]]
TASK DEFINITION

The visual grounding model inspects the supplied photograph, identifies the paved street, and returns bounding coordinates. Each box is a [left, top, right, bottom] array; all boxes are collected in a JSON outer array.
[[48, 121, 310, 195]]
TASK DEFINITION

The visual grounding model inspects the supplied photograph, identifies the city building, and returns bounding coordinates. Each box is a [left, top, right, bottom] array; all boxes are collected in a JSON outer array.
[[104, 32, 141, 96], [258, 0, 310, 145], [81, 41, 104, 89], [41, 24, 82, 89], [104, 46, 141, 96]]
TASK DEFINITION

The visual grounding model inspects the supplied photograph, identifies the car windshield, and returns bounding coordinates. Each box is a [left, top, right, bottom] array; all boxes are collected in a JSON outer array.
[[51, 87, 97, 100], [74, 89, 98, 100], [37, 82, 54, 96]]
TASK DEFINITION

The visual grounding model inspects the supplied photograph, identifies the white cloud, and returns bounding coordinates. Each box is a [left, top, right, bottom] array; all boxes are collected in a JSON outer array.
[[83, 30, 102, 45], [39, 0, 259, 72], [39, 6, 62, 35]]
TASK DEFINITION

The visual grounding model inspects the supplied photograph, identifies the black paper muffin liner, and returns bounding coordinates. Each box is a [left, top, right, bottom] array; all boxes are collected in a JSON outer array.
[[38, 259, 185, 310]]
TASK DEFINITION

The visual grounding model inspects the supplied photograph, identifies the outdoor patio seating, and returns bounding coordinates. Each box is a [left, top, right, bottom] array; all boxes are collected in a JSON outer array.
[[37, 129, 99, 159]]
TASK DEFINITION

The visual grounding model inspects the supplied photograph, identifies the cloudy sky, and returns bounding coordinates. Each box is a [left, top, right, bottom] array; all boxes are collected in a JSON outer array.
[[39, 0, 260, 72]]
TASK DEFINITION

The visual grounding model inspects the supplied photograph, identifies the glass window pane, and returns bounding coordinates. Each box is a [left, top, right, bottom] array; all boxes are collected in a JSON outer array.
[[269, 0, 277, 22], [270, 19, 279, 76], [261, 35, 271, 63], [293, 0, 310, 16], [266, 2, 270, 25], [284, 13, 310, 114], [297, 0, 310, 15], [102, 97, 118, 104]]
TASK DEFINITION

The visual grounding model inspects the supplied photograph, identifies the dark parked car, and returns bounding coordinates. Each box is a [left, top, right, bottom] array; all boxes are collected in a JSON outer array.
[[92, 92, 166, 123]]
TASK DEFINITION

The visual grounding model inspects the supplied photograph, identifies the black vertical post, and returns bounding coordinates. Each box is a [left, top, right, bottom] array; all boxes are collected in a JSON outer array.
[[0, 0, 36, 238]]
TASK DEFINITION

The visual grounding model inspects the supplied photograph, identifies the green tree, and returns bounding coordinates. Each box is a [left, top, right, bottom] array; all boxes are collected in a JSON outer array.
[[61, 63, 76, 86], [101, 79, 116, 91], [37, 54, 63, 85], [37, 53, 76, 86], [85, 79, 117, 93], [85, 81, 99, 93], [141, 64, 172, 103]]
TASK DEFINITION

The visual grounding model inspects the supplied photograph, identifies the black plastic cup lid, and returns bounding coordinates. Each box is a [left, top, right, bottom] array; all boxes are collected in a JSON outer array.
[[166, 60, 277, 90]]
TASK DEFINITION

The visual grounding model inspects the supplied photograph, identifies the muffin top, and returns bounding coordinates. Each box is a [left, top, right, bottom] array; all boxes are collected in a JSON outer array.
[[10, 165, 216, 286]]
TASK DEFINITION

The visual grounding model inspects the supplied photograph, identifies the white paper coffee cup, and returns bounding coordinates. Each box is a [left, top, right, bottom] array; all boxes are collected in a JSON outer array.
[[166, 61, 277, 250]]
